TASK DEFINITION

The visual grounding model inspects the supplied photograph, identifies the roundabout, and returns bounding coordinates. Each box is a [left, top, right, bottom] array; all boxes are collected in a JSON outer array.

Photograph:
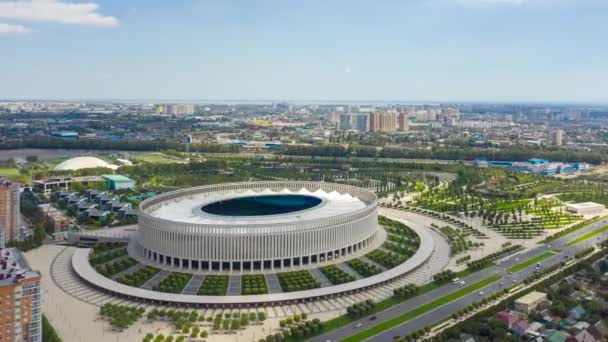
[[69, 182, 439, 307]]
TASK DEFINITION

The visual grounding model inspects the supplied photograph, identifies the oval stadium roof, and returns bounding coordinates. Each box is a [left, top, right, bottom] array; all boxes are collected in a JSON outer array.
[[53, 156, 118, 171]]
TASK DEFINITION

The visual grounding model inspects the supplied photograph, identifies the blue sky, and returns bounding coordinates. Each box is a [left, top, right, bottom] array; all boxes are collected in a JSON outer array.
[[0, 0, 607, 103]]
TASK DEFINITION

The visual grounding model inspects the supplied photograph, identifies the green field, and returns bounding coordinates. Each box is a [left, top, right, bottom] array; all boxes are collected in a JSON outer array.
[[131, 153, 184, 164], [341, 275, 502, 342], [0, 168, 20, 177], [506, 251, 555, 273], [566, 225, 608, 246]]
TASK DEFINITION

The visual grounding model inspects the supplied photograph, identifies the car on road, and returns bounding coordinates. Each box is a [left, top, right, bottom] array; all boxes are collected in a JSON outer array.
[[452, 278, 461, 285], [478, 291, 484, 296], [370, 316, 377, 321], [355, 323, 363, 328], [459, 280, 466, 286]]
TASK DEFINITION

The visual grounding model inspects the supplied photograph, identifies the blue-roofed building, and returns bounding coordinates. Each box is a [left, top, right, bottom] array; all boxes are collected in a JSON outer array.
[[49, 131, 79, 139], [529, 158, 548, 165]]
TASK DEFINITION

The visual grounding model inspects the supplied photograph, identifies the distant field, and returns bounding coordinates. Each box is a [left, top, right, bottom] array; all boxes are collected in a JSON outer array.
[[0, 168, 20, 177], [131, 153, 184, 164]]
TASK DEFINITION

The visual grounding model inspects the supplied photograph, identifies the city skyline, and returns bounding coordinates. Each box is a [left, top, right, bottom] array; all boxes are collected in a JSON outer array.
[[1, 0, 608, 102]]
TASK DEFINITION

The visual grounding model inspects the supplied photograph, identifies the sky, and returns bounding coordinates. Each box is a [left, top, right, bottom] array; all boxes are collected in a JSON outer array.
[[0, 0, 607, 103]]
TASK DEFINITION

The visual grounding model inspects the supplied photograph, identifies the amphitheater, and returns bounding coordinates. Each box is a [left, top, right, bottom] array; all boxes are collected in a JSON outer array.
[[65, 182, 450, 307]]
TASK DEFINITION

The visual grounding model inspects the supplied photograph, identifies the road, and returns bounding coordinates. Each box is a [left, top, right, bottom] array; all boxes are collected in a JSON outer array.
[[313, 218, 608, 342], [200, 152, 469, 165]]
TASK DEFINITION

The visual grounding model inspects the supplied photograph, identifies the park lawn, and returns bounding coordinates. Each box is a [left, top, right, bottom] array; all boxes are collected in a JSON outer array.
[[0, 167, 20, 177], [566, 225, 608, 246], [506, 251, 556, 273], [131, 153, 184, 164], [341, 275, 502, 342]]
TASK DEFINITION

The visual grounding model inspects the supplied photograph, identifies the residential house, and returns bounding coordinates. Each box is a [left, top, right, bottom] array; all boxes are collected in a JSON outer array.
[[496, 311, 520, 328], [86, 208, 110, 223], [85, 189, 104, 201], [109, 201, 130, 213], [573, 322, 591, 331], [97, 193, 114, 206], [513, 319, 530, 336], [569, 329, 597, 342], [588, 320, 608, 341], [545, 329, 570, 342], [569, 305, 587, 320], [118, 206, 137, 220]]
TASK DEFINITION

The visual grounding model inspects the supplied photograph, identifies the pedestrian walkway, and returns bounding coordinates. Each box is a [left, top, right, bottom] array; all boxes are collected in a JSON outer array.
[[264, 274, 282, 294], [308, 268, 333, 287], [182, 274, 205, 295], [141, 270, 170, 290], [227, 275, 241, 295]]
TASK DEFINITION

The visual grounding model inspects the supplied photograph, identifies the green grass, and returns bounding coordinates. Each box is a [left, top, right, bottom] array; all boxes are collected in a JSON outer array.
[[506, 251, 556, 273], [0, 167, 20, 177], [294, 262, 494, 341], [566, 225, 608, 246], [131, 153, 184, 164], [341, 275, 502, 342]]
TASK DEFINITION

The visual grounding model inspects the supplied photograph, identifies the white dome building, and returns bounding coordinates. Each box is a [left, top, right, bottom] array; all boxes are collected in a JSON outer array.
[[54, 156, 118, 171]]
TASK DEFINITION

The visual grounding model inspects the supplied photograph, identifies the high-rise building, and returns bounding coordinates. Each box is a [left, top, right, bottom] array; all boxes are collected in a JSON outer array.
[[0, 248, 42, 342], [339, 113, 369, 132], [155, 104, 195, 116], [0, 178, 20, 245], [440, 108, 460, 126], [369, 112, 398, 132], [328, 111, 341, 124], [550, 129, 565, 146], [398, 111, 409, 131]]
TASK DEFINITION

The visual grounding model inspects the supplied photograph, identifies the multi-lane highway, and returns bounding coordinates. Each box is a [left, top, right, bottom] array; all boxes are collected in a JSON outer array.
[[313, 217, 608, 342]]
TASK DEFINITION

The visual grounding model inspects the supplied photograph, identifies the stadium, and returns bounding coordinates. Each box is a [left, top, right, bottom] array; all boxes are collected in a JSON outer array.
[[135, 181, 380, 272]]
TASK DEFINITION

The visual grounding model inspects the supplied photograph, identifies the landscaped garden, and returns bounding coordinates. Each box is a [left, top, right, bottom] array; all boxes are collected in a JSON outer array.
[[241, 274, 268, 295], [95, 257, 137, 277], [346, 259, 382, 277], [319, 265, 355, 285], [89, 247, 128, 266], [99, 303, 145, 331], [277, 271, 320, 292], [197, 275, 229, 295], [116, 266, 159, 287], [153, 272, 192, 293], [366, 249, 405, 269]]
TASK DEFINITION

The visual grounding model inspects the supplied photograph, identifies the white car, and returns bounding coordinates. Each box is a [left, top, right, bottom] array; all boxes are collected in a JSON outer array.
[[355, 323, 363, 328], [478, 291, 484, 296]]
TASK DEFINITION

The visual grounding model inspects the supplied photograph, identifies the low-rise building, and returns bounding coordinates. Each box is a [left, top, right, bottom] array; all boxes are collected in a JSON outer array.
[[566, 202, 605, 216], [102, 174, 136, 190], [515, 291, 548, 314]]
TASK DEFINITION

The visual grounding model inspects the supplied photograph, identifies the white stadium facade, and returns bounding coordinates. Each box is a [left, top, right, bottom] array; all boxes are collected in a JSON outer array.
[[69, 181, 438, 306], [137, 181, 379, 272]]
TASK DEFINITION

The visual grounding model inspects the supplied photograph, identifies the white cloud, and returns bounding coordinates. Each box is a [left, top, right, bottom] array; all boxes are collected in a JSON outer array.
[[0, 0, 118, 27], [0, 22, 29, 33]]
